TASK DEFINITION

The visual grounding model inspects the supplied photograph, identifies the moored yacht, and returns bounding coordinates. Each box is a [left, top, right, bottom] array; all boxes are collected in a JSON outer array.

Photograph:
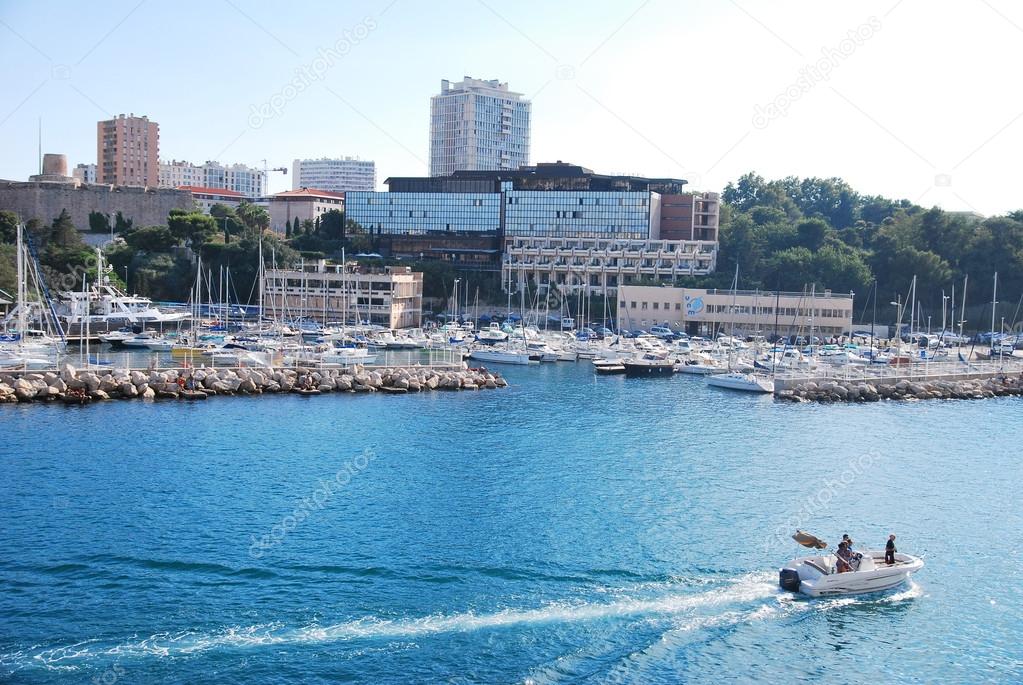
[[469, 346, 535, 365], [706, 371, 774, 393]]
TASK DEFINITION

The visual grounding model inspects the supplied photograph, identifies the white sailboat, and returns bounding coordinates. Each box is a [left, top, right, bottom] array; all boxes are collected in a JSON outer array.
[[705, 265, 774, 393]]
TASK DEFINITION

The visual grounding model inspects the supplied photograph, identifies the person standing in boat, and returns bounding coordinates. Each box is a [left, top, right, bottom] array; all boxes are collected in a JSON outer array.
[[885, 534, 897, 565]]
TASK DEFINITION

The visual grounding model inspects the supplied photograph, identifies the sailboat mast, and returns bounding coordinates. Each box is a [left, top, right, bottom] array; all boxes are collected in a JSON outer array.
[[257, 232, 264, 325], [960, 275, 968, 338], [16, 223, 26, 341], [991, 272, 998, 351], [950, 282, 955, 342]]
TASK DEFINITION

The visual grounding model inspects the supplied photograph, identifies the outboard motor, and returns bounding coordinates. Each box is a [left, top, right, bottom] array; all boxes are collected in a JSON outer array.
[[779, 568, 801, 592]]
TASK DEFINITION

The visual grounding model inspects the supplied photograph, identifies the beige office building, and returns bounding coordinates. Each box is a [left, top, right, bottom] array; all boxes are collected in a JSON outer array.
[[263, 261, 423, 329], [618, 285, 854, 337], [268, 188, 344, 233], [97, 114, 159, 186]]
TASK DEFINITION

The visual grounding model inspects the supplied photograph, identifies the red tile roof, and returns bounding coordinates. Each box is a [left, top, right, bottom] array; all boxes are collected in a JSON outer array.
[[178, 185, 246, 197], [272, 188, 345, 200]]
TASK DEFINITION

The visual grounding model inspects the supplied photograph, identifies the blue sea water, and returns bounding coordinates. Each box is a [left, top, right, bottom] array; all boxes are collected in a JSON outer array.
[[1, 361, 1021, 683]]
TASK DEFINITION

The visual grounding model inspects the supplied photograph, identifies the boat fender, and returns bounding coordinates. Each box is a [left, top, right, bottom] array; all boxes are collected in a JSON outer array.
[[779, 568, 801, 592]]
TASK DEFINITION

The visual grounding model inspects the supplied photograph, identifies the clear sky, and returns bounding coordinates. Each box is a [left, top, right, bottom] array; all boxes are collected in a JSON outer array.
[[1, 0, 1021, 215]]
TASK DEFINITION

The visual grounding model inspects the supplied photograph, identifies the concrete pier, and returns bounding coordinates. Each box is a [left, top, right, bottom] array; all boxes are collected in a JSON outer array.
[[775, 359, 1023, 402]]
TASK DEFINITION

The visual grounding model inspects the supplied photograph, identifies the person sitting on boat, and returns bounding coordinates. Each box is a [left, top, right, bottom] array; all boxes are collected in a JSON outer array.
[[842, 534, 863, 562], [885, 534, 897, 565], [835, 541, 853, 573]]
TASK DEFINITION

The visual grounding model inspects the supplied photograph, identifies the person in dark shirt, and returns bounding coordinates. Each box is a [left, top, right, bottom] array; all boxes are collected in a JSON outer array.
[[885, 534, 897, 564]]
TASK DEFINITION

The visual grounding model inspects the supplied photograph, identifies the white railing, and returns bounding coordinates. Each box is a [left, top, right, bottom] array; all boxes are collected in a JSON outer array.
[[776, 358, 1023, 383]]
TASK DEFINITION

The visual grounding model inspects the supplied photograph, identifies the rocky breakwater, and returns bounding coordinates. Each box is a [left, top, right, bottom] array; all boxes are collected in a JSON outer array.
[[0, 364, 508, 405], [777, 374, 1023, 403]]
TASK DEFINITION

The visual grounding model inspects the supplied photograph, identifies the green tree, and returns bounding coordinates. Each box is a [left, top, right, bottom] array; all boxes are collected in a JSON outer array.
[[50, 209, 79, 248], [0, 244, 16, 298], [114, 211, 133, 233], [167, 209, 217, 247], [0, 210, 18, 244], [122, 225, 177, 252], [236, 201, 270, 233], [321, 209, 343, 240], [796, 218, 829, 251], [88, 211, 111, 234]]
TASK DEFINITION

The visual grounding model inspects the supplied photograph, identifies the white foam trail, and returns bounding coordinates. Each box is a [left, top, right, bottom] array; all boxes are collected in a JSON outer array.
[[14, 574, 780, 669]]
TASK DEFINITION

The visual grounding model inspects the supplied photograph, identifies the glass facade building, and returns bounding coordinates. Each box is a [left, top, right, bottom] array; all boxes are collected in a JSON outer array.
[[345, 191, 501, 235], [504, 191, 653, 239], [346, 164, 695, 241]]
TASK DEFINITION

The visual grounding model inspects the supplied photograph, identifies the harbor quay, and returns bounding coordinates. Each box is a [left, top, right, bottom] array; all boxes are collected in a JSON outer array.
[[0, 362, 507, 405]]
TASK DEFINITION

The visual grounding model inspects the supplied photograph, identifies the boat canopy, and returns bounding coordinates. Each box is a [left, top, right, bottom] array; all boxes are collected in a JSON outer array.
[[792, 530, 828, 549]]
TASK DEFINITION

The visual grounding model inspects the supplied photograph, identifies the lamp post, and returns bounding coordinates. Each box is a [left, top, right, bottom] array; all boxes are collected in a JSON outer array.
[[848, 290, 855, 342], [124, 266, 129, 292]]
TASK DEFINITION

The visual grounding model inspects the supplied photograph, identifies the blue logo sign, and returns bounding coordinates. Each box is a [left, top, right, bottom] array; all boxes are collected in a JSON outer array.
[[685, 296, 704, 317]]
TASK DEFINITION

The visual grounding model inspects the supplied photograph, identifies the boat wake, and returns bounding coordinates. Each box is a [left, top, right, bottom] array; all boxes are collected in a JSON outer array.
[[1, 574, 923, 673]]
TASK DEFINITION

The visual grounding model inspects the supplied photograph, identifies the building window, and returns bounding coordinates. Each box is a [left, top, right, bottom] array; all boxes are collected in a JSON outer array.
[[641, 302, 648, 310], [653, 302, 659, 310]]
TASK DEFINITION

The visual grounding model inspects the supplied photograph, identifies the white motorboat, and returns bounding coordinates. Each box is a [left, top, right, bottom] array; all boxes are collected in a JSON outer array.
[[592, 358, 626, 375], [706, 371, 774, 393], [98, 329, 136, 345], [779, 531, 923, 597], [0, 350, 54, 370], [469, 347, 534, 365], [120, 332, 159, 348], [143, 337, 177, 351], [477, 323, 509, 344]]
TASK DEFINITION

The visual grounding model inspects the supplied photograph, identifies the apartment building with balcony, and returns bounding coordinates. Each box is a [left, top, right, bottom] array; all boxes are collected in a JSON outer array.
[[262, 261, 422, 328], [97, 114, 159, 187], [502, 237, 718, 296], [292, 157, 376, 193], [429, 77, 530, 176]]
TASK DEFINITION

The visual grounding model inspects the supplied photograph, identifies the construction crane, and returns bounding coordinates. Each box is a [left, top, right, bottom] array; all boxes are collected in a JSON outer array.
[[260, 160, 288, 196]]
